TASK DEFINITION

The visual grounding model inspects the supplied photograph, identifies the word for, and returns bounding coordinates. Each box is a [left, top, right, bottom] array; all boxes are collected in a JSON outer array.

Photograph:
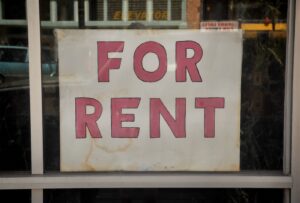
[[97, 41, 203, 82]]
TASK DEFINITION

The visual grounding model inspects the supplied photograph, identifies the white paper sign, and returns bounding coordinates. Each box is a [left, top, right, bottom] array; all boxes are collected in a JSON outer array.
[[57, 30, 242, 171]]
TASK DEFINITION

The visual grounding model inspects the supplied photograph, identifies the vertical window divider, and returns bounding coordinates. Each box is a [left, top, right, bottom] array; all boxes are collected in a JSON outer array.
[[84, 0, 89, 23], [26, 0, 44, 202], [146, 0, 153, 22], [167, 0, 171, 21], [181, 0, 186, 21], [292, 0, 300, 202], [50, 0, 57, 22], [286, 0, 296, 203], [103, 0, 108, 21], [74, 0, 79, 22], [122, 0, 128, 22], [27, 0, 44, 176], [284, 0, 295, 176], [0, 0, 3, 20], [32, 189, 43, 203]]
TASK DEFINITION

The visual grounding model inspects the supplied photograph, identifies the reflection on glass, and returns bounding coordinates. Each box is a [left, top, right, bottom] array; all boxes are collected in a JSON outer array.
[[0, 8, 30, 171], [45, 189, 283, 203], [153, 0, 167, 20], [203, 0, 287, 21], [108, 0, 122, 21], [0, 190, 30, 202], [90, 0, 104, 21], [57, 0, 74, 21], [128, 0, 146, 21], [171, 0, 182, 21], [40, 0, 51, 21], [241, 32, 285, 170], [2, 0, 26, 20]]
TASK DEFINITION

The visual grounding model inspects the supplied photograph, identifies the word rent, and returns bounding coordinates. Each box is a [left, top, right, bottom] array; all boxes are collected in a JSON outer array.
[[75, 41, 225, 139]]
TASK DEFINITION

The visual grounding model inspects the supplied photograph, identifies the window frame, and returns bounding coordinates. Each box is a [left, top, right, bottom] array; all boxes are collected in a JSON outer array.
[[0, 0, 299, 202]]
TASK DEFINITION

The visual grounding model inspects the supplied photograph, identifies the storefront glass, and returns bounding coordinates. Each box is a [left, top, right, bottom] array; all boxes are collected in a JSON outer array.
[[0, 0, 31, 171], [39, 0, 287, 171], [45, 188, 283, 203], [0, 0, 292, 201]]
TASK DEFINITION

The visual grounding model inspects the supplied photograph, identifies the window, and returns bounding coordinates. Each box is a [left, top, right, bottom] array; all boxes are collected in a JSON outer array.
[[0, 0, 300, 202]]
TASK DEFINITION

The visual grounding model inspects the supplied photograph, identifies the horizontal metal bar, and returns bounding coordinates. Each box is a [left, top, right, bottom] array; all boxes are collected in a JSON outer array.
[[41, 21, 78, 27], [0, 173, 292, 189], [85, 20, 187, 27], [0, 19, 27, 26], [0, 19, 186, 28]]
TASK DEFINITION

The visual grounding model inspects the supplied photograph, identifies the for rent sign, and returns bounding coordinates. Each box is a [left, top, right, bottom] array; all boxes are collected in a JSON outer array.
[[57, 30, 242, 171]]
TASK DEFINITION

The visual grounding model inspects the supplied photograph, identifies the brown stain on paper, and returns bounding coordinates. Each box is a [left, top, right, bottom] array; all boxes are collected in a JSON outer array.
[[93, 139, 133, 153], [81, 139, 134, 170]]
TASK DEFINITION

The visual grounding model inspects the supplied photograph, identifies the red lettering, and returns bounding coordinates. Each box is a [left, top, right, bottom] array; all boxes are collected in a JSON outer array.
[[97, 41, 124, 82], [75, 97, 102, 138], [150, 98, 186, 138], [195, 98, 225, 138], [176, 41, 203, 82], [111, 98, 141, 138], [134, 41, 167, 82]]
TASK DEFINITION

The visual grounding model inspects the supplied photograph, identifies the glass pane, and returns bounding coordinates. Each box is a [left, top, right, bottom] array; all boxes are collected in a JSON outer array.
[[41, 0, 287, 171], [241, 33, 285, 170], [40, 0, 50, 21], [2, 0, 26, 19], [0, 2, 30, 171], [0, 190, 31, 202], [153, 0, 167, 21], [45, 189, 283, 203], [201, 0, 287, 170], [203, 0, 287, 21], [107, 0, 122, 21], [58, 0, 74, 21], [171, 0, 182, 20], [128, 0, 146, 21], [90, 0, 104, 21]]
